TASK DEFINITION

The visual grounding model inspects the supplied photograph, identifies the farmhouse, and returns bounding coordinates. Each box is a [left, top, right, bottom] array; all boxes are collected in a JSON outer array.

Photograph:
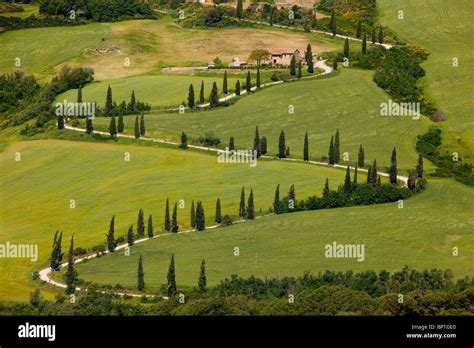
[[265, 48, 301, 66]]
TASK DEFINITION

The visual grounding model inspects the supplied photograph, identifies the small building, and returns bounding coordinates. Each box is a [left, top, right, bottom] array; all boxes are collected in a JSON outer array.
[[228, 57, 247, 68], [265, 48, 301, 66]]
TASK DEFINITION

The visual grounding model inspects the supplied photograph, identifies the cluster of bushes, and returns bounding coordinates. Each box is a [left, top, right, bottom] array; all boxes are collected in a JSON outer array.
[[0, 14, 88, 32]]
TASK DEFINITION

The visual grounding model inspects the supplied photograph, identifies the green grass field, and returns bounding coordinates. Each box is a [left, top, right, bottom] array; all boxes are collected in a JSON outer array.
[[86, 69, 433, 172], [0, 139, 353, 300], [378, 0, 474, 163], [76, 178, 474, 291]]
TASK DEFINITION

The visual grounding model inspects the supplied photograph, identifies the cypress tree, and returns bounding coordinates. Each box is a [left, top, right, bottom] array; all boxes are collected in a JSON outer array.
[[289, 184, 296, 207], [371, 26, 376, 44], [229, 136, 235, 151], [245, 71, 251, 93], [65, 236, 77, 295], [377, 175, 382, 186], [371, 159, 378, 186], [86, 116, 93, 134], [290, 55, 296, 76], [196, 201, 205, 231], [408, 170, 417, 190], [253, 126, 261, 158], [389, 147, 398, 184], [180, 131, 188, 149], [165, 198, 170, 232], [57, 116, 64, 129], [134, 115, 140, 139], [306, 44, 313, 73], [167, 254, 177, 297], [260, 136, 267, 155], [358, 144, 365, 167], [273, 184, 280, 213], [77, 86, 83, 103], [137, 255, 145, 291], [303, 131, 309, 161], [366, 166, 372, 184], [198, 259, 207, 292], [199, 80, 205, 104], [239, 187, 246, 219], [330, 9, 336, 36], [235, 80, 241, 96], [215, 198, 222, 224], [416, 154, 424, 178], [333, 60, 338, 71], [356, 20, 362, 39], [378, 26, 384, 44], [343, 38, 350, 58], [247, 189, 255, 219], [147, 214, 153, 238], [190, 200, 196, 229], [50, 230, 63, 270], [105, 85, 113, 114], [343, 165, 351, 193], [137, 209, 145, 237], [107, 215, 115, 252], [323, 178, 329, 198], [109, 116, 117, 137], [353, 163, 358, 185], [127, 224, 134, 246], [256, 67, 261, 88], [188, 83, 195, 108], [362, 33, 367, 54], [172, 203, 178, 233], [209, 81, 219, 107], [130, 90, 136, 112], [223, 71, 228, 94], [117, 113, 124, 133], [334, 129, 340, 163], [297, 60, 302, 78], [278, 130, 286, 159], [236, 0, 243, 19], [328, 136, 335, 165]]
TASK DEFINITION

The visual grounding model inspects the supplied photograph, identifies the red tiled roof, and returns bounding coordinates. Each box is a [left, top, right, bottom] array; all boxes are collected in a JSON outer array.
[[270, 48, 299, 55]]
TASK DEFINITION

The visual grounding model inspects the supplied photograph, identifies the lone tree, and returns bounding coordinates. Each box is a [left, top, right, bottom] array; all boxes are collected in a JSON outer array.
[[223, 71, 228, 94], [260, 136, 267, 155], [190, 200, 196, 229], [330, 9, 336, 36], [245, 71, 252, 93], [165, 198, 171, 232], [117, 113, 124, 133], [239, 187, 246, 219], [278, 130, 286, 159], [109, 116, 117, 137], [256, 67, 261, 88], [273, 184, 280, 213], [358, 144, 365, 167], [334, 129, 340, 163], [147, 214, 153, 238], [127, 224, 134, 246], [137, 209, 145, 238], [188, 83, 195, 109], [50, 231, 63, 271], [172, 203, 178, 233], [198, 259, 207, 292], [209, 81, 219, 107], [137, 255, 145, 291], [416, 154, 424, 178], [86, 116, 93, 134], [247, 189, 255, 219], [253, 126, 261, 158], [304, 131, 309, 161], [167, 254, 177, 297], [297, 60, 302, 78], [77, 86, 82, 103], [180, 131, 188, 149], [305, 44, 313, 73], [378, 26, 384, 44], [323, 178, 330, 198], [343, 38, 350, 58], [248, 49, 271, 66], [65, 236, 78, 295], [130, 90, 136, 112], [235, 80, 241, 96], [328, 136, 335, 165], [199, 80, 205, 104], [105, 85, 113, 114], [356, 20, 362, 39], [389, 147, 398, 184], [236, 0, 243, 19], [371, 159, 378, 186], [196, 201, 205, 231], [290, 55, 296, 76], [343, 165, 351, 193], [229, 136, 235, 151], [134, 115, 140, 139], [107, 215, 115, 252], [362, 33, 367, 54], [215, 198, 222, 224]]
